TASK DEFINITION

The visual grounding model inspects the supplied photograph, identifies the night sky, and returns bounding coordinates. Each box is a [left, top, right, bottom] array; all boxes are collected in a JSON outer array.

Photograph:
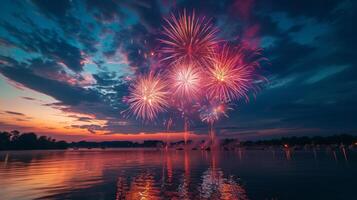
[[0, 0, 356, 141]]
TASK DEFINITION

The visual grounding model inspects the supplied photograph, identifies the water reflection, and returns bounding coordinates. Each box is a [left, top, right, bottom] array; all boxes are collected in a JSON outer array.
[[199, 152, 248, 200], [113, 150, 246, 200], [0, 149, 356, 200], [122, 172, 161, 200], [178, 150, 191, 200], [3, 153, 8, 167], [341, 146, 348, 161]]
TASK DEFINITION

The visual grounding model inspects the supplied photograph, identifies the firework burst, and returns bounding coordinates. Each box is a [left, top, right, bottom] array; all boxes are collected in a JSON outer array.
[[159, 10, 219, 67], [168, 62, 202, 103], [205, 44, 262, 103], [127, 74, 169, 121], [199, 101, 230, 125]]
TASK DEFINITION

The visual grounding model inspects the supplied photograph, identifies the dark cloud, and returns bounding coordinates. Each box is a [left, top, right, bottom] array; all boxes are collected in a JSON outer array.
[[31, 0, 98, 55], [0, 122, 32, 130], [122, 0, 162, 31], [0, 21, 84, 72], [0, 60, 100, 105], [32, 0, 72, 18], [174, 0, 232, 16], [5, 111, 25, 116], [77, 117, 93, 122], [267, 37, 316, 75], [106, 23, 156, 74], [67, 115, 93, 122], [22, 97, 37, 101], [70, 124, 106, 134], [0, 38, 15, 47], [85, 0, 126, 22], [316, 1, 357, 69], [15, 118, 30, 122], [287, 24, 303, 33], [256, 0, 342, 21]]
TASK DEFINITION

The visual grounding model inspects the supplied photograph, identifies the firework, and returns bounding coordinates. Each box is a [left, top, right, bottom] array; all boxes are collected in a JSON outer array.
[[198, 100, 231, 144], [122, 9, 267, 143], [127, 74, 169, 121], [159, 10, 219, 67], [168, 62, 202, 103], [205, 44, 261, 103], [199, 101, 230, 125]]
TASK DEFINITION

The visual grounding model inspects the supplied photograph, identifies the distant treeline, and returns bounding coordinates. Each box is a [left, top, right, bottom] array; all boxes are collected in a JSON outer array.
[[0, 130, 164, 150], [0, 130, 67, 150], [72, 140, 164, 149], [239, 134, 357, 146], [1, 130, 356, 150]]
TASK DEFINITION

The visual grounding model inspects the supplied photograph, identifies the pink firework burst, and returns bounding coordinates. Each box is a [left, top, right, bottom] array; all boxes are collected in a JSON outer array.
[[168, 62, 202, 103], [159, 10, 219, 68], [204, 44, 262, 103], [127, 74, 169, 121]]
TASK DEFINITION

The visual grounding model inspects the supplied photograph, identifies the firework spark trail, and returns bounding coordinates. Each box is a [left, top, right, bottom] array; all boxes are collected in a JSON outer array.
[[159, 9, 219, 68], [184, 117, 189, 145], [204, 44, 262, 103], [164, 117, 173, 150], [127, 74, 169, 121], [209, 123, 215, 147]]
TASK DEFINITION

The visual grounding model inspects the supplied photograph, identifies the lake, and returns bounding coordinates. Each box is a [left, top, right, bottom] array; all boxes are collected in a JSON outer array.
[[0, 149, 356, 200]]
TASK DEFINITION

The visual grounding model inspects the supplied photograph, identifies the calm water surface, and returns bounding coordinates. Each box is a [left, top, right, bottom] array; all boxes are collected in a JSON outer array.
[[0, 149, 356, 200]]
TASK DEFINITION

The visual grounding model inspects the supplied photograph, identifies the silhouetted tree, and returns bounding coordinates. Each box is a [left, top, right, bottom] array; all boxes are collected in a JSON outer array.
[[0, 130, 68, 150], [16, 132, 37, 149], [0, 131, 11, 150]]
